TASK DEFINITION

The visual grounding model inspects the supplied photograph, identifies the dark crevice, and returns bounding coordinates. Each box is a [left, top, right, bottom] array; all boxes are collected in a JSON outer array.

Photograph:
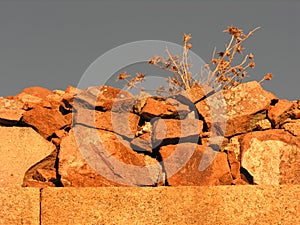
[[240, 167, 254, 184], [151, 147, 170, 186], [138, 117, 147, 127], [39, 188, 42, 225], [0, 118, 21, 126], [270, 99, 279, 106], [198, 113, 209, 132], [19, 119, 39, 130], [64, 126, 71, 133], [94, 106, 106, 112], [130, 145, 153, 157], [140, 113, 185, 121], [59, 105, 72, 115], [152, 136, 201, 149], [46, 133, 58, 142], [53, 146, 64, 187], [22, 150, 57, 187], [61, 99, 73, 110]]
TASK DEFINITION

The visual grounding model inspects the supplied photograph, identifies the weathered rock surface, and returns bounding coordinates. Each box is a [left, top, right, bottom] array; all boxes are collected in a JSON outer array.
[[239, 129, 300, 185], [74, 86, 134, 112], [282, 119, 300, 136], [17, 86, 52, 99], [22, 149, 59, 187], [59, 127, 163, 187], [140, 97, 190, 120], [73, 107, 140, 139], [0, 97, 24, 125], [131, 133, 152, 154], [22, 106, 69, 139], [0, 127, 55, 187], [95, 111, 139, 139], [152, 118, 203, 147], [268, 99, 294, 126], [223, 81, 277, 136], [12, 86, 52, 107], [176, 84, 211, 104], [159, 144, 233, 185], [198, 81, 277, 137]]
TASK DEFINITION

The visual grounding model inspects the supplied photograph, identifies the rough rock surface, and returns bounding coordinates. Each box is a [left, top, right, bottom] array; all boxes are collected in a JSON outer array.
[[59, 127, 163, 187], [17, 86, 52, 99], [11, 86, 52, 107], [130, 133, 152, 154], [268, 99, 294, 126], [198, 81, 277, 137], [74, 85, 134, 111], [282, 119, 300, 136], [239, 129, 300, 185], [73, 107, 140, 139], [152, 118, 203, 147], [0, 97, 24, 125], [0, 127, 55, 187], [159, 144, 233, 185], [140, 97, 190, 120], [22, 106, 69, 139]]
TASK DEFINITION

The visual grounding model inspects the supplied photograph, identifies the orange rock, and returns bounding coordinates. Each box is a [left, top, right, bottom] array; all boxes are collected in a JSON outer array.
[[159, 143, 233, 186], [22, 106, 69, 139], [268, 99, 293, 126], [17, 86, 52, 99], [201, 81, 277, 137], [152, 118, 203, 147], [140, 97, 190, 120], [131, 133, 152, 154], [0, 97, 24, 125], [239, 129, 300, 185], [59, 127, 162, 187], [0, 127, 55, 187], [73, 107, 140, 139]]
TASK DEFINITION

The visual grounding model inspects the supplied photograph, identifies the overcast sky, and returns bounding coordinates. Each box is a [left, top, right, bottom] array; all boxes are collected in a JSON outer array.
[[0, 0, 299, 100]]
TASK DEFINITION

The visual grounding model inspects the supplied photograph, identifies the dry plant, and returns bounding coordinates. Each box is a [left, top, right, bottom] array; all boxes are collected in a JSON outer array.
[[203, 25, 272, 90], [116, 25, 272, 94], [116, 71, 145, 89]]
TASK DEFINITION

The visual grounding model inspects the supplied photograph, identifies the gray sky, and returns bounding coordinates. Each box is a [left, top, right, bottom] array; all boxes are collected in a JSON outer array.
[[0, 0, 299, 100]]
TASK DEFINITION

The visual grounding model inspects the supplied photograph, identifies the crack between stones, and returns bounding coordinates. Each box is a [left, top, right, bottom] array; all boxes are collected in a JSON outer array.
[[53, 146, 64, 187], [39, 188, 43, 225]]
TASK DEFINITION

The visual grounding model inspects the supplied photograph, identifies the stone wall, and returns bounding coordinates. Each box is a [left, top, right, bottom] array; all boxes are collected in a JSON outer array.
[[1, 81, 299, 187]]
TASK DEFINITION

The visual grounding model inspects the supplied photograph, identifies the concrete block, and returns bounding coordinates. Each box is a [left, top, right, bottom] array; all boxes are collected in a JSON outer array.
[[41, 185, 300, 225], [0, 187, 40, 225]]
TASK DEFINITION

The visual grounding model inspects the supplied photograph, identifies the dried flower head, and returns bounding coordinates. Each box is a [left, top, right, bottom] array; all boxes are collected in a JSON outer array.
[[148, 55, 163, 65], [224, 25, 244, 38], [264, 73, 273, 80], [136, 72, 145, 81], [236, 45, 244, 54], [249, 62, 255, 68], [259, 73, 273, 84], [183, 33, 192, 42], [212, 58, 218, 64], [117, 71, 130, 81], [186, 43, 192, 49], [248, 53, 254, 59]]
